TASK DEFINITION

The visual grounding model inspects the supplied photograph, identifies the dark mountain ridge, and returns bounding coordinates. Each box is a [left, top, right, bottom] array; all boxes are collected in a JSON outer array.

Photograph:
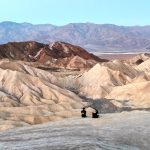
[[0, 41, 107, 69]]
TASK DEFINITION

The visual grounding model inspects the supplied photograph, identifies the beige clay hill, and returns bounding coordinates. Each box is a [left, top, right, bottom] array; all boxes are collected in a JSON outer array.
[[76, 61, 139, 98], [0, 57, 150, 131], [0, 60, 85, 131], [76, 58, 150, 109], [0, 43, 150, 132]]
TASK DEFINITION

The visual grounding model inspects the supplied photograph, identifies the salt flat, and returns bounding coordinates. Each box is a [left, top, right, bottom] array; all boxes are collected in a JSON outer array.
[[0, 110, 149, 150]]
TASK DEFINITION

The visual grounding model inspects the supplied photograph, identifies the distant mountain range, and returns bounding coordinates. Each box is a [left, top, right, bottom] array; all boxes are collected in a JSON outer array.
[[1, 21, 150, 52]]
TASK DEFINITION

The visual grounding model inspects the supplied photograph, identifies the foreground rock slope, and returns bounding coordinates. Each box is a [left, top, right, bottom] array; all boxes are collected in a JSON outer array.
[[0, 111, 149, 150]]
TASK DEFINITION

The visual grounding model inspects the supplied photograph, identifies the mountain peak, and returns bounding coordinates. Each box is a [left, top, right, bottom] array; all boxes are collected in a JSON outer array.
[[0, 22, 150, 51]]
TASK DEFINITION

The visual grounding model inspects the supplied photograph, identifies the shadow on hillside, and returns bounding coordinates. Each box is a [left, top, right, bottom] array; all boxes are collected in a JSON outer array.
[[80, 96, 118, 113], [37, 66, 60, 71], [80, 96, 150, 114]]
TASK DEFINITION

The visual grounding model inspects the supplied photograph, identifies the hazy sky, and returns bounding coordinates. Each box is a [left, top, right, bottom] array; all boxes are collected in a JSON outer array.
[[0, 0, 149, 25]]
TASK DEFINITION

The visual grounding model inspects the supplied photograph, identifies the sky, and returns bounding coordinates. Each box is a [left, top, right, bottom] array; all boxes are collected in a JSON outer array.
[[0, 0, 150, 26]]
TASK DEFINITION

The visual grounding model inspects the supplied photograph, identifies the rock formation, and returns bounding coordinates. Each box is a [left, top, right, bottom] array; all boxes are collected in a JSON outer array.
[[75, 59, 150, 109], [0, 41, 107, 69], [0, 41, 150, 131]]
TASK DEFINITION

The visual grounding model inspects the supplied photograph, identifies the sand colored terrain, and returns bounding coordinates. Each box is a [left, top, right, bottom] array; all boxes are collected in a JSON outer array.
[[1, 56, 150, 131], [125, 53, 150, 64], [0, 46, 150, 132], [0, 40, 150, 150], [0, 60, 85, 131], [75, 56, 150, 109]]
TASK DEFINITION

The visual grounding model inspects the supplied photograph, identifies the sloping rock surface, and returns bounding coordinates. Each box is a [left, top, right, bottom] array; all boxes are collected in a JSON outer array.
[[0, 111, 149, 150]]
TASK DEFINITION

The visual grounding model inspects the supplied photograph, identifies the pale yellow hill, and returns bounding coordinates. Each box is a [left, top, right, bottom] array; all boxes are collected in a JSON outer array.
[[77, 61, 140, 99], [76, 59, 150, 109], [106, 81, 150, 108], [0, 64, 83, 131]]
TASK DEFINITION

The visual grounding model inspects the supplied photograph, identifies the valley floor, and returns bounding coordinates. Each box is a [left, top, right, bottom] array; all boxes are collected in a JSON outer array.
[[0, 110, 149, 150], [96, 53, 140, 60]]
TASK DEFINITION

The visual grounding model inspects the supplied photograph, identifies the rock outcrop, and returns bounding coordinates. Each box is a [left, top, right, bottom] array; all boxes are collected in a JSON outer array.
[[0, 41, 107, 69], [0, 41, 45, 60], [125, 53, 150, 64]]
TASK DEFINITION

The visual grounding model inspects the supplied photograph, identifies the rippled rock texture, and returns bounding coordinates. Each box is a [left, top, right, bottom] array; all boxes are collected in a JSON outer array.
[[0, 111, 149, 150]]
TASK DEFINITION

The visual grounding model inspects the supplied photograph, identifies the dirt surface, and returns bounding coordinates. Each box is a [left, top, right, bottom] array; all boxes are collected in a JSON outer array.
[[0, 111, 149, 150], [97, 53, 137, 60]]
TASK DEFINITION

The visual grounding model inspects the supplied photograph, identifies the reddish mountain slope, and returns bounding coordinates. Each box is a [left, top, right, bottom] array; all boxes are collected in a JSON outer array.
[[0, 41, 45, 60], [0, 41, 107, 69]]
